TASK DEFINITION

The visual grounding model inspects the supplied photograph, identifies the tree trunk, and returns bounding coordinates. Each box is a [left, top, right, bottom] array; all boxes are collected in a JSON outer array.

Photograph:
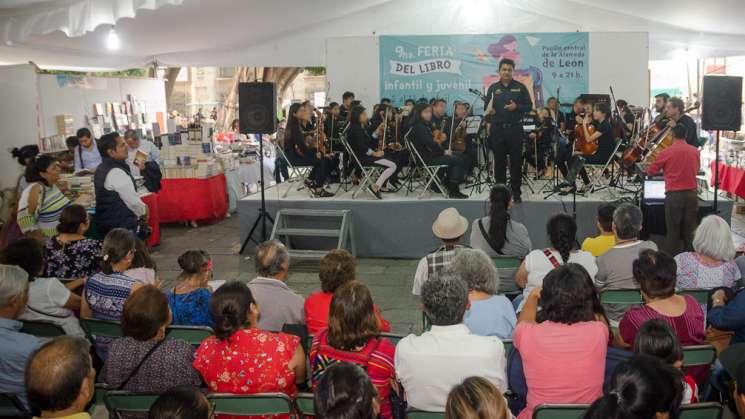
[[163, 67, 182, 109]]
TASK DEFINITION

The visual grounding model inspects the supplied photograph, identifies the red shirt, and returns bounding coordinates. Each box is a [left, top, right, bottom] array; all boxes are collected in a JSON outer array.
[[303, 291, 392, 334], [646, 140, 700, 192]]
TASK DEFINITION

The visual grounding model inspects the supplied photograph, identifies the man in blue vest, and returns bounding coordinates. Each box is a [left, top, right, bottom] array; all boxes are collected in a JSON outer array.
[[94, 132, 148, 237]]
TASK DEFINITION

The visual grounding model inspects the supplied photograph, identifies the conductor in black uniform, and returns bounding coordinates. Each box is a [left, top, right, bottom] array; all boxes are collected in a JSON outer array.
[[484, 58, 533, 202]]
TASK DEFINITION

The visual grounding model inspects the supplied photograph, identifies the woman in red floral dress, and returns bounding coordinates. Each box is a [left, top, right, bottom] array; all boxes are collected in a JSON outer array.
[[193, 281, 305, 418]]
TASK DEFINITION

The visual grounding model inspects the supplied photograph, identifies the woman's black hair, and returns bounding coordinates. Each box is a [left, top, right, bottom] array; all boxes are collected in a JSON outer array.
[[149, 385, 211, 419], [284, 103, 303, 145], [210, 281, 255, 341], [101, 228, 136, 274], [547, 213, 577, 263], [314, 362, 378, 419], [0, 237, 45, 280], [633, 319, 683, 366], [594, 102, 611, 118], [57, 204, 89, 234], [538, 263, 598, 325], [25, 154, 57, 185], [582, 355, 683, 419], [11, 145, 39, 167], [410, 102, 432, 126], [349, 105, 366, 128], [633, 249, 677, 300], [486, 184, 511, 252]]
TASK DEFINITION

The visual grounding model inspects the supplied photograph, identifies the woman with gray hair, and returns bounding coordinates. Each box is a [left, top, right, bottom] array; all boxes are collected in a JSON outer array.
[[675, 215, 740, 290], [448, 249, 516, 339]]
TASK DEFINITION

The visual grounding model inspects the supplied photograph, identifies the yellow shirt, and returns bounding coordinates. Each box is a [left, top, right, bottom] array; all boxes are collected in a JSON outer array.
[[581, 234, 617, 257], [34, 413, 90, 419]]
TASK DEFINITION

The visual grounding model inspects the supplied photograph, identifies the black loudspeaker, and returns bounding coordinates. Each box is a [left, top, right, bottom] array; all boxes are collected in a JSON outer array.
[[702, 75, 742, 131], [238, 82, 277, 134]]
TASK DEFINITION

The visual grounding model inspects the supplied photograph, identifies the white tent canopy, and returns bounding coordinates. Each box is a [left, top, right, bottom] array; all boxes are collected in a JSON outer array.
[[1, 0, 745, 70]]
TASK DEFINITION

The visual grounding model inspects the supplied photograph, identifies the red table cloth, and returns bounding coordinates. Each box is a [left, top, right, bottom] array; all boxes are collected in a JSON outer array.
[[157, 174, 228, 223], [141, 193, 160, 247], [711, 162, 745, 199]]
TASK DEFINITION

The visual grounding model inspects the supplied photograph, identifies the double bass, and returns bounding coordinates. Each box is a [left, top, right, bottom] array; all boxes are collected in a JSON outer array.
[[573, 114, 599, 156]]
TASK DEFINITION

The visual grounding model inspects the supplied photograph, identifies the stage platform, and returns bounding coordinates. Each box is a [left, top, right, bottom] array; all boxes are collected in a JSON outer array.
[[238, 180, 733, 259]]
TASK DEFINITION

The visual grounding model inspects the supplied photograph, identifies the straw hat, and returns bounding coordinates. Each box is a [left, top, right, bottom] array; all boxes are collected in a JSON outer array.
[[432, 207, 469, 240]]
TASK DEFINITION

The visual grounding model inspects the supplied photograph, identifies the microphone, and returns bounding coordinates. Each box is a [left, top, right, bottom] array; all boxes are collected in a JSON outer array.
[[468, 88, 483, 96]]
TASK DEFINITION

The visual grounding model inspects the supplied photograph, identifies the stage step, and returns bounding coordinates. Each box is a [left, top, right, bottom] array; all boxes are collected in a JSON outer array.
[[270, 209, 356, 260]]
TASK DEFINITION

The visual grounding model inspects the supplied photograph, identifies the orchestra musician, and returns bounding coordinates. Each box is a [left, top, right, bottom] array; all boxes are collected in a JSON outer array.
[[663, 97, 699, 147], [546, 97, 565, 132], [555, 97, 587, 185], [616, 99, 635, 134], [409, 102, 468, 199], [525, 107, 554, 177], [560, 102, 614, 194], [324, 102, 343, 146], [340, 91, 355, 121], [283, 103, 334, 198], [444, 101, 477, 176], [652, 92, 670, 123], [431, 99, 448, 130], [368, 104, 406, 189], [347, 105, 398, 199], [485, 58, 533, 203]]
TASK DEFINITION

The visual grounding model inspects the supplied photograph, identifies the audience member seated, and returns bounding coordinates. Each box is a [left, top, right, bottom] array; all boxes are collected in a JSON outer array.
[[314, 363, 379, 419], [304, 249, 390, 334], [675, 214, 740, 290], [469, 184, 531, 259], [514, 263, 609, 419], [515, 213, 597, 311], [102, 286, 202, 399], [719, 344, 745, 417], [582, 355, 682, 419], [167, 250, 213, 327], [25, 336, 97, 419], [44, 205, 102, 280], [581, 204, 616, 257], [412, 207, 468, 296], [448, 248, 516, 339], [397, 272, 507, 412], [123, 239, 158, 285], [194, 281, 305, 402], [446, 376, 510, 419], [0, 264, 41, 408], [633, 318, 697, 404], [17, 155, 71, 239], [595, 204, 657, 324], [0, 238, 84, 336], [619, 249, 705, 347], [310, 281, 396, 419], [82, 228, 142, 359], [247, 240, 304, 332], [709, 287, 745, 344], [148, 386, 212, 419]]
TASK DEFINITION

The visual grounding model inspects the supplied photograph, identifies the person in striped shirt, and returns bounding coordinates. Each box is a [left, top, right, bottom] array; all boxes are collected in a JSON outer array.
[[17, 155, 71, 239]]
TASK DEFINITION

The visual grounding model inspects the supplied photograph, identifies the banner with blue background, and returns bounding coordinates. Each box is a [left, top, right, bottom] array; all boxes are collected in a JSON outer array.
[[379, 33, 589, 110]]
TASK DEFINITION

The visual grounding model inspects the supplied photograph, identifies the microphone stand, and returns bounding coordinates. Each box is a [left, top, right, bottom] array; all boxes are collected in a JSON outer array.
[[542, 86, 566, 198]]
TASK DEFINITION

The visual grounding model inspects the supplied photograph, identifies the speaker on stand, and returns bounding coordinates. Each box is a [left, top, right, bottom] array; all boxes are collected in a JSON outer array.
[[702, 75, 743, 213], [238, 82, 278, 254]]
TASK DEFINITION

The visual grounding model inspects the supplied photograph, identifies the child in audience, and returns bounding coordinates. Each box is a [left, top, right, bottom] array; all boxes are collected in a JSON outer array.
[[446, 376, 510, 419], [581, 204, 616, 257], [633, 319, 698, 404], [167, 250, 213, 327]]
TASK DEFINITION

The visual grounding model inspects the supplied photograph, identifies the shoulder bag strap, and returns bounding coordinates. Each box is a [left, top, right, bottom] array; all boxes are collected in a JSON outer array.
[[542, 248, 562, 269], [478, 218, 504, 255], [117, 339, 166, 390]]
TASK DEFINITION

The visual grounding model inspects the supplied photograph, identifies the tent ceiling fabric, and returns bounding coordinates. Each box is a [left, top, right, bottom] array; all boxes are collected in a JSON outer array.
[[1, 0, 744, 70]]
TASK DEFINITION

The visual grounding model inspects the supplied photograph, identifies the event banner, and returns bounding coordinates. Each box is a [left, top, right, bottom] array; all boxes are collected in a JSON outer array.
[[379, 33, 589, 110]]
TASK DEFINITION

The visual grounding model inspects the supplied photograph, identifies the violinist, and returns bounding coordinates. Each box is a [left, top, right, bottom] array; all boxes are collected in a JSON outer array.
[[431, 99, 448, 132], [339, 91, 355, 121], [555, 97, 585, 182], [664, 97, 699, 147], [410, 103, 467, 199], [283, 103, 334, 198], [560, 102, 614, 194], [546, 97, 566, 132], [324, 102, 343, 146], [375, 104, 408, 189], [616, 99, 635, 134], [347, 105, 398, 199], [444, 101, 477, 176], [526, 107, 554, 176]]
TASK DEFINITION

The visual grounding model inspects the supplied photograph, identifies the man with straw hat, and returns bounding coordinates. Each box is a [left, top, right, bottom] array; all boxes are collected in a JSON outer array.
[[412, 208, 469, 295]]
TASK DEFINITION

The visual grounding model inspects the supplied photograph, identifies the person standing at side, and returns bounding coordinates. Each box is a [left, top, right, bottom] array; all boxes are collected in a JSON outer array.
[[646, 123, 700, 255], [484, 58, 533, 203]]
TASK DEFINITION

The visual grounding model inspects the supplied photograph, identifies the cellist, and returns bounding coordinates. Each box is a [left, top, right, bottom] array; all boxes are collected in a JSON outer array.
[[560, 102, 613, 194]]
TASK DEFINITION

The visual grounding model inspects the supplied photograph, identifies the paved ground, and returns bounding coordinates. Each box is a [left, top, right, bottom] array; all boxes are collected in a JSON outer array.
[[151, 216, 422, 334]]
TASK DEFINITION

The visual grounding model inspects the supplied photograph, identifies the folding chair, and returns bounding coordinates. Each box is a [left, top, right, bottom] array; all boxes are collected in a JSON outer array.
[[0, 393, 29, 419], [587, 137, 624, 195], [532, 404, 589, 419], [679, 402, 723, 419], [294, 392, 314, 418], [340, 135, 383, 199], [600, 289, 643, 305], [104, 391, 159, 419], [80, 318, 123, 341], [165, 325, 213, 346], [407, 410, 446, 419], [207, 393, 295, 417], [404, 136, 448, 199], [20, 319, 66, 338], [493, 256, 522, 297], [682, 345, 717, 368], [503, 339, 514, 355], [275, 145, 313, 198]]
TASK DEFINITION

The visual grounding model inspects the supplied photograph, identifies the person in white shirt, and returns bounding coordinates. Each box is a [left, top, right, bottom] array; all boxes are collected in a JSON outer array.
[[94, 133, 148, 237], [73, 128, 102, 173], [396, 271, 507, 412], [123, 129, 160, 177]]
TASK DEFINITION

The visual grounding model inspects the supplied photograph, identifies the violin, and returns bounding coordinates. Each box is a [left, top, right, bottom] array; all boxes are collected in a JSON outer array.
[[574, 115, 599, 156], [432, 118, 448, 145]]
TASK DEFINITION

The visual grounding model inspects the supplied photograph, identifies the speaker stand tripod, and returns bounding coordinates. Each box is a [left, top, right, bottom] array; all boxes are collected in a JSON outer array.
[[240, 133, 274, 254]]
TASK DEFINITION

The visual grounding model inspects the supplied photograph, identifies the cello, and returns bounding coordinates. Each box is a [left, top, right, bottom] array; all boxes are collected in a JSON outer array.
[[573, 114, 599, 156]]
